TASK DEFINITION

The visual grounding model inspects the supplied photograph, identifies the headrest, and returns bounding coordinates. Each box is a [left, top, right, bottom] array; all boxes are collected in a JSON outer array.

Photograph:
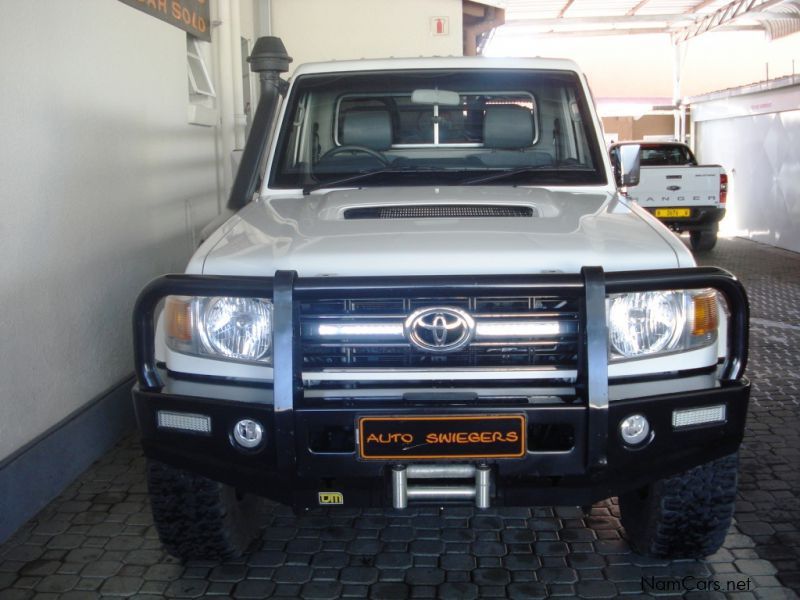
[[342, 110, 392, 150], [483, 106, 534, 150]]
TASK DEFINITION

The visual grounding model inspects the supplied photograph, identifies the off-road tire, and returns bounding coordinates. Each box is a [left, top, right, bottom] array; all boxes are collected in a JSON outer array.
[[690, 229, 717, 252], [619, 452, 738, 558], [147, 459, 263, 561]]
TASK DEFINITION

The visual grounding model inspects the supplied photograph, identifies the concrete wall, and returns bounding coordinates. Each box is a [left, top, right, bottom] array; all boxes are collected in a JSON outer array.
[[270, 0, 463, 71], [0, 0, 226, 462]]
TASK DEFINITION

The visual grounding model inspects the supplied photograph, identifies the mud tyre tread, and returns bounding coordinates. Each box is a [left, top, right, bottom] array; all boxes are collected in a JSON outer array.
[[147, 459, 260, 561], [620, 452, 738, 559]]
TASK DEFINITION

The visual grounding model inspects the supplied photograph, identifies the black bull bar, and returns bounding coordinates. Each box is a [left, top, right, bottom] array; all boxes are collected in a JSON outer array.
[[133, 267, 748, 477]]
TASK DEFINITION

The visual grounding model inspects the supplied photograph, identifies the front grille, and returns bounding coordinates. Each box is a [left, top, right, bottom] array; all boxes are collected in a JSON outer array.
[[343, 205, 535, 219], [299, 295, 580, 371]]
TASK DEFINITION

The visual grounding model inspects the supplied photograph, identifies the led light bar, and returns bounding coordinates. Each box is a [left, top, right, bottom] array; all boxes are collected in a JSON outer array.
[[475, 321, 563, 337], [672, 405, 726, 429], [157, 411, 212, 434], [318, 323, 403, 336]]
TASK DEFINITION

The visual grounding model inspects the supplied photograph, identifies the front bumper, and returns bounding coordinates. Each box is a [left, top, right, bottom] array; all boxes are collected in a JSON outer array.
[[134, 374, 749, 508], [132, 267, 749, 509]]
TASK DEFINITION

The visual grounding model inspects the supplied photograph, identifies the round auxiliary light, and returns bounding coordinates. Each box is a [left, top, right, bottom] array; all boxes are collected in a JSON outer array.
[[619, 414, 650, 446], [233, 419, 264, 449]]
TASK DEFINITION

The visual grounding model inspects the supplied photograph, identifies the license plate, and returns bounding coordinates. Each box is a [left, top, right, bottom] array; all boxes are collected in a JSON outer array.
[[358, 415, 526, 460], [655, 208, 691, 218]]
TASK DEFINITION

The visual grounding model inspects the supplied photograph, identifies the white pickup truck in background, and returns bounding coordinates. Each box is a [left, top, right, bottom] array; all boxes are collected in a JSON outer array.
[[609, 141, 727, 252]]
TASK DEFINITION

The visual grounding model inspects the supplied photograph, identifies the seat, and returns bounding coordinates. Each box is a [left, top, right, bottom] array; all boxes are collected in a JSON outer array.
[[341, 109, 393, 150], [315, 109, 393, 174], [473, 106, 553, 168]]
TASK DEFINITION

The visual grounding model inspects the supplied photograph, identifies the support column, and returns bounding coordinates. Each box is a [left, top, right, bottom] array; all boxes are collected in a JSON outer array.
[[672, 40, 683, 141], [680, 105, 687, 145], [216, 0, 235, 195], [210, 0, 224, 213], [256, 0, 272, 37], [230, 0, 246, 149]]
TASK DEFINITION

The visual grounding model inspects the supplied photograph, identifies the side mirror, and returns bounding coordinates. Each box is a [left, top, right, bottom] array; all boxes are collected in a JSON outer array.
[[618, 144, 641, 187]]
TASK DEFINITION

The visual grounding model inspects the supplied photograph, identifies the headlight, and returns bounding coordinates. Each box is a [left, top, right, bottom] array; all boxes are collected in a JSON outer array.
[[606, 289, 718, 360], [165, 296, 273, 364]]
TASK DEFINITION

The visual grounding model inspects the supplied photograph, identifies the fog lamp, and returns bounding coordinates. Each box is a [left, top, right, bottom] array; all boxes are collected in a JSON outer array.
[[619, 414, 650, 445], [233, 419, 264, 448]]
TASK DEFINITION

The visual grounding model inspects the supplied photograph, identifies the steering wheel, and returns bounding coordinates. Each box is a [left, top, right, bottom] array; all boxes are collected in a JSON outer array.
[[318, 145, 389, 165]]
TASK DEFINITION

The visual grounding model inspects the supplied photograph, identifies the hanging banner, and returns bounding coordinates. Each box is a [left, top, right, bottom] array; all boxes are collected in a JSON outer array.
[[118, 0, 211, 42]]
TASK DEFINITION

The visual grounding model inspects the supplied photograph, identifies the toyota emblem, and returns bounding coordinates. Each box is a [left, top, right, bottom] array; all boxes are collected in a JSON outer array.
[[403, 307, 476, 353]]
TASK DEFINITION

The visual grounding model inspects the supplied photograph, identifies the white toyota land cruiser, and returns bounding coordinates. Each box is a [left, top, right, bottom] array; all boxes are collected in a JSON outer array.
[[132, 37, 749, 562]]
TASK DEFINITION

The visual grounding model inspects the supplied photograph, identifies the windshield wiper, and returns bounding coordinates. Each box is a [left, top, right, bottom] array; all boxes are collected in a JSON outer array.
[[458, 165, 592, 186], [303, 166, 422, 195]]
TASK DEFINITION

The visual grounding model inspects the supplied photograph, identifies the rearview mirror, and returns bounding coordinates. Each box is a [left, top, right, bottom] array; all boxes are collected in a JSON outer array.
[[618, 144, 641, 187], [411, 89, 460, 106]]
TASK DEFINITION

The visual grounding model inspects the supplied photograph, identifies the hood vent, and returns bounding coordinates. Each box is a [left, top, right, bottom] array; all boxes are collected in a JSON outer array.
[[344, 205, 536, 219]]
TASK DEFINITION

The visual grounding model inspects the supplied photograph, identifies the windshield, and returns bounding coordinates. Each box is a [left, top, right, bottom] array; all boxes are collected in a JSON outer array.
[[269, 69, 607, 190]]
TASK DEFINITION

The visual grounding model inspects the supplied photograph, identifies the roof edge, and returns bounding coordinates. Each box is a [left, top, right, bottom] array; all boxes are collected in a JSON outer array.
[[687, 73, 800, 104], [291, 56, 583, 77]]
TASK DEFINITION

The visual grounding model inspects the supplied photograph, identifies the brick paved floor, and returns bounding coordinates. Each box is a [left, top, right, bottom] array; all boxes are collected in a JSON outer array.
[[696, 238, 800, 596], [1, 236, 798, 600]]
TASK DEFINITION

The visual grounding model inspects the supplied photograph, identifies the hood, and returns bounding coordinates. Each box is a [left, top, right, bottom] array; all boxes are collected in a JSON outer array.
[[195, 187, 692, 276]]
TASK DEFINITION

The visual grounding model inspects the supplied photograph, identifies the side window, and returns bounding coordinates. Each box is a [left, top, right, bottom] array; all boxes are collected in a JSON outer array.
[[186, 35, 217, 126]]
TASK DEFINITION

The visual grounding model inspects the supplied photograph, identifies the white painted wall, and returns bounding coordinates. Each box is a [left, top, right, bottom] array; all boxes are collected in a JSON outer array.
[[694, 85, 800, 253], [0, 1, 228, 461], [270, 0, 463, 71]]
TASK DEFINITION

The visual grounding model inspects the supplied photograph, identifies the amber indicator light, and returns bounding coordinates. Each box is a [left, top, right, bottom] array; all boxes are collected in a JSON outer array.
[[692, 290, 718, 337], [165, 296, 194, 342]]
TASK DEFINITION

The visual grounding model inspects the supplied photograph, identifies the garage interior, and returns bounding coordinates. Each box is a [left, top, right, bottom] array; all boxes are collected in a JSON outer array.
[[1, 0, 799, 598]]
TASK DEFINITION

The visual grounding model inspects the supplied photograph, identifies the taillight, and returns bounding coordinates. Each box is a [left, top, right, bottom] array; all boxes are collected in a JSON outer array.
[[719, 173, 728, 205]]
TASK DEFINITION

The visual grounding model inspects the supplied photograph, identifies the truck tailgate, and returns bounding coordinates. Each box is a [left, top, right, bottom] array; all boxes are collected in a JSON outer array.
[[628, 166, 721, 209]]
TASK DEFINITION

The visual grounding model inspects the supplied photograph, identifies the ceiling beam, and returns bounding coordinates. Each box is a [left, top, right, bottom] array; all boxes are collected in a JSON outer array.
[[498, 24, 763, 37], [557, 0, 575, 18], [462, 1, 488, 19], [627, 0, 652, 16], [672, 0, 785, 42], [687, 0, 719, 13], [530, 27, 676, 36], [505, 13, 697, 26]]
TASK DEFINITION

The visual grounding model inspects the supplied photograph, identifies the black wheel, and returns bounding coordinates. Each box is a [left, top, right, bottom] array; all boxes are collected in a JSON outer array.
[[619, 452, 738, 558], [690, 229, 717, 252], [318, 144, 388, 165], [147, 459, 264, 561]]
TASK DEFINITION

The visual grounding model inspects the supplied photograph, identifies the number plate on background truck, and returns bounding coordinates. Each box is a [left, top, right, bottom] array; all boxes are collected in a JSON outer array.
[[358, 415, 526, 460], [655, 208, 691, 218]]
